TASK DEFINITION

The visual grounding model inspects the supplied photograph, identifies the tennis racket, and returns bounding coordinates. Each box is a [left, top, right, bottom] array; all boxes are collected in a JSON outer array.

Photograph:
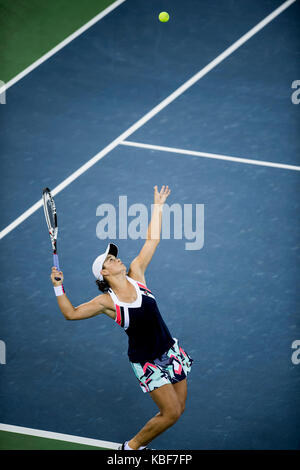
[[42, 187, 61, 281]]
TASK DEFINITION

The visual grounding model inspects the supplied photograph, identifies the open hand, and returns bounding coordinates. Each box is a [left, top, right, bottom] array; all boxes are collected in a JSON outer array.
[[154, 185, 171, 205]]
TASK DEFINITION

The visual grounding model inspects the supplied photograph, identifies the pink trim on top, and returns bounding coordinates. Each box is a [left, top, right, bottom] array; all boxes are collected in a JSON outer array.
[[115, 304, 121, 325], [137, 282, 152, 293]]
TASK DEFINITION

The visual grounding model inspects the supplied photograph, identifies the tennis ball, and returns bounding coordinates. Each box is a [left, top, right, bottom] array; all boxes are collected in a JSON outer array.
[[159, 11, 169, 22]]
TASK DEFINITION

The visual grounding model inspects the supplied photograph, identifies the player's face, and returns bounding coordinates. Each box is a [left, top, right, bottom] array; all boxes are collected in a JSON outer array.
[[102, 255, 126, 277]]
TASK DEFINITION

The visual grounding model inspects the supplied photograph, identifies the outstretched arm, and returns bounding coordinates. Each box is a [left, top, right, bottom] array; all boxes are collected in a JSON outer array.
[[50, 267, 107, 320], [128, 185, 171, 284]]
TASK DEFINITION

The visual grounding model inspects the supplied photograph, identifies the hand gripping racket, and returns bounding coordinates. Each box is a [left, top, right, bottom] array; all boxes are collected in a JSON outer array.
[[42, 187, 61, 281]]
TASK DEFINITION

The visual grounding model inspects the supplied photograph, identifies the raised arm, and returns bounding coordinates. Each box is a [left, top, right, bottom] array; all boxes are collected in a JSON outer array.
[[128, 185, 171, 284]]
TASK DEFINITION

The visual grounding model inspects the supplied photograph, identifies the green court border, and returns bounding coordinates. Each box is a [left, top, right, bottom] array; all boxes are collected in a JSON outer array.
[[0, 430, 109, 450], [0, 0, 117, 83]]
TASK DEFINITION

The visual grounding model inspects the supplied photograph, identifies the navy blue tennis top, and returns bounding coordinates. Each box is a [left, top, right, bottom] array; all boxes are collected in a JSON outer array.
[[108, 276, 175, 363]]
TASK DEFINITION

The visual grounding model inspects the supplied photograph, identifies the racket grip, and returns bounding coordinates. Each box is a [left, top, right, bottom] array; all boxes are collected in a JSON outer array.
[[53, 254, 60, 270], [53, 254, 61, 281]]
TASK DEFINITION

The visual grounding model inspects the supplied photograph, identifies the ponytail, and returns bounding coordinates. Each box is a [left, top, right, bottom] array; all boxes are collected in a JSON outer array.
[[95, 279, 110, 293]]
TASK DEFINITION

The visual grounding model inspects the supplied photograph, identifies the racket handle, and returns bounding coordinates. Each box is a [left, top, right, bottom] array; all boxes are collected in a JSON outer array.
[[53, 253, 60, 270], [53, 254, 61, 281]]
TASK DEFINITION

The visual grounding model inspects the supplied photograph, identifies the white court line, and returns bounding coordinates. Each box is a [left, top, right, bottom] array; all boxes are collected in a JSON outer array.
[[0, 0, 127, 95], [0, 423, 120, 450], [0, 0, 296, 240], [121, 141, 300, 171]]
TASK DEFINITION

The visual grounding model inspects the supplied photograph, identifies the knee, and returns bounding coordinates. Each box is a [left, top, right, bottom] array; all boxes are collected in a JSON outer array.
[[163, 405, 182, 424]]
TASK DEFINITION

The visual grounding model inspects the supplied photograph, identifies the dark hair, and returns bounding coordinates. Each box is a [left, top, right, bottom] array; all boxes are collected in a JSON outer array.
[[95, 260, 110, 293], [95, 279, 110, 293]]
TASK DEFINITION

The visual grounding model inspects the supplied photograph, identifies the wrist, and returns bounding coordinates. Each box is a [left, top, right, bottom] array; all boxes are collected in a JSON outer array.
[[54, 285, 65, 296], [153, 202, 163, 211]]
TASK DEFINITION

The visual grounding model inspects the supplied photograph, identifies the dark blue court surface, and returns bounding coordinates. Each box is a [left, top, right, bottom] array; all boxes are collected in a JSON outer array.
[[0, 0, 299, 450]]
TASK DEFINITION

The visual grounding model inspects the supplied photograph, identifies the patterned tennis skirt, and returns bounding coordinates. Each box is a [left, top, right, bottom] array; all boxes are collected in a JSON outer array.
[[130, 338, 193, 393]]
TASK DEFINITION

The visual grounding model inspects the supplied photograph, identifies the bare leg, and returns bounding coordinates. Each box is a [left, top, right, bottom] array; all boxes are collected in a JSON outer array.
[[128, 383, 182, 450], [172, 378, 187, 414]]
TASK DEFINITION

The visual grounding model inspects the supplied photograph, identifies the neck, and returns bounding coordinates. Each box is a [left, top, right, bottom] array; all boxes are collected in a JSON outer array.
[[107, 272, 130, 294]]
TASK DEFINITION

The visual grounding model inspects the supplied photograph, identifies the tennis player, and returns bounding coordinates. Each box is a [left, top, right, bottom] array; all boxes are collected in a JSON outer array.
[[50, 185, 193, 450]]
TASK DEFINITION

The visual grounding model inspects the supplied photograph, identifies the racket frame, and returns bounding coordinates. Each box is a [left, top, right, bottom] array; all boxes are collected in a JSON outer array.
[[42, 187, 61, 279]]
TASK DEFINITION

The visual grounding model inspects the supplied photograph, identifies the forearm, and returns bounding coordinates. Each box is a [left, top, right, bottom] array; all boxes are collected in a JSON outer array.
[[50, 267, 74, 320], [147, 203, 163, 242], [56, 292, 75, 320]]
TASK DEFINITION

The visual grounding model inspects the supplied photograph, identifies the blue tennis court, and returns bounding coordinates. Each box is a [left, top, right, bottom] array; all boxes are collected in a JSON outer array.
[[0, 0, 299, 450]]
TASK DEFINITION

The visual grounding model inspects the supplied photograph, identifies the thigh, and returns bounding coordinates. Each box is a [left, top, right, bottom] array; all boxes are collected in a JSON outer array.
[[172, 378, 187, 409], [150, 383, 181, 414]]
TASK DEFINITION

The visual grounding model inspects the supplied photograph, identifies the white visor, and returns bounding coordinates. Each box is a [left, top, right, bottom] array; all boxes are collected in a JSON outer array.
[[92, 243, 118, 280]]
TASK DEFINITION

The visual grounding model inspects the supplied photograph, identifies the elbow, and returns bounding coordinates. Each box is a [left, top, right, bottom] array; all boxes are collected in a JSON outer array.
[[64, 306, 80, 321], [64, 311, 75, 321]]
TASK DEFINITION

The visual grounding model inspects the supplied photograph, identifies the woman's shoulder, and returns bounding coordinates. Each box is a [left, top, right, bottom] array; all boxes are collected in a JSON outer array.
[[127, 275, 154, 295], [127, 272, 147, 287], [96, 292, 114, 309]]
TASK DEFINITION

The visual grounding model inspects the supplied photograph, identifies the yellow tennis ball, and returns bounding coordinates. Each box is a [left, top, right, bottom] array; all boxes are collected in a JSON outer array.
[[159, 11, 169, 22]]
